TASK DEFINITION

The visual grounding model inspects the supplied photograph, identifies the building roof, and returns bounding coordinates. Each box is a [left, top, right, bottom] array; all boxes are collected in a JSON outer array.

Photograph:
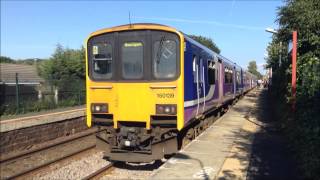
[[0, 63, 44, 85]]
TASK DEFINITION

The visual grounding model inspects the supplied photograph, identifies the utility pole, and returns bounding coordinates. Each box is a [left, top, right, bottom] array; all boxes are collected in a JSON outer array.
[[15, 73, 19, 114], [265, 27, 298, 110], [292, 31, 297, 111]]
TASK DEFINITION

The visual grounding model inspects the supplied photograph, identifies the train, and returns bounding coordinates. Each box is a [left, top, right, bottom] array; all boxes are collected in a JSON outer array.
[[85, 23, 257, 163]]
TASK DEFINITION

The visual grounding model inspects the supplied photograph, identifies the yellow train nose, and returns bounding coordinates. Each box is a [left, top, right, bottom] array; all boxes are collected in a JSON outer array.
[[115, 84, 152, 123]]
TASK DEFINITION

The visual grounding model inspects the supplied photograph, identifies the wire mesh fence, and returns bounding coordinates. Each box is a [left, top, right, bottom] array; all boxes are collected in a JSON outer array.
[[0, 89, 86, 117]]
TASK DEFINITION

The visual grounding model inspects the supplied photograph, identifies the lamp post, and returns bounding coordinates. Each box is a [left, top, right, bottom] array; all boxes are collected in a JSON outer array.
[[265, 27, 282, 67], [265, 27, 278, 34], [265, 27, 297, 111]]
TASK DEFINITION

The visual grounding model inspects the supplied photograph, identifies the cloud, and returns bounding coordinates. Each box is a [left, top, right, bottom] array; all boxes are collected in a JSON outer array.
[[134, 16, 265, 31]]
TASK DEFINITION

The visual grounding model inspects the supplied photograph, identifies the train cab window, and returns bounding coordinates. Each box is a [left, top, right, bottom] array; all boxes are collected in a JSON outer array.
[[153, 40, 177, 79], [92, 43, 113, 79], [121, 42, 143, 79], [208, 61, 216, 85]]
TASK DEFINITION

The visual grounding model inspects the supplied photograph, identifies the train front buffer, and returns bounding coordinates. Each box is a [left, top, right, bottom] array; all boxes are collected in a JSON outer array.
[[87, 81, 184, 162]]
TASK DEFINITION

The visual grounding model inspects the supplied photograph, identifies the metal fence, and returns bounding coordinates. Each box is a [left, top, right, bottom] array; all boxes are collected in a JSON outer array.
[[0, 84, 85, 117]]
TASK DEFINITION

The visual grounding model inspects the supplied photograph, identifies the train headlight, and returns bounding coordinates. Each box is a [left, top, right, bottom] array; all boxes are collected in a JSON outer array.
[[91, 103, 108, 113], [156, 104, 177, 115]]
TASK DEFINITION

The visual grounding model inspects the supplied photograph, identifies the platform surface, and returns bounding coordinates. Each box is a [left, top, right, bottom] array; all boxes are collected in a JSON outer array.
[[0, 105, 85, 132], [151, 91, 257, 179]]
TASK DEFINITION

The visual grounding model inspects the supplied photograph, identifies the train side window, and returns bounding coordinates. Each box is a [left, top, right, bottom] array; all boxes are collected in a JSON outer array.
[[237, 71, 241, 84], [193, 56, 197, 83], [230, 69, 234, 83], [224, 67, 229, 83], [224, 67, 233, 84], [121, 41, 144, 79], [153, 40, 177, 79], [92, 43, 112, 79], [199, 58, 204, 83], [208, 61, 216, 85]]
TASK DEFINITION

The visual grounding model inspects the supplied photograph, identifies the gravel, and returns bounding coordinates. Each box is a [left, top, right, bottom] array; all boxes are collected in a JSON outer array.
[[30, 149, 164, 180], [100, 161, 164, 180], [32, 150, 110, 180]]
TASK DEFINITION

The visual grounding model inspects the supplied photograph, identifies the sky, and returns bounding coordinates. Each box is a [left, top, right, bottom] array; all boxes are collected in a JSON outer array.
[[1, 0, 283, 73]]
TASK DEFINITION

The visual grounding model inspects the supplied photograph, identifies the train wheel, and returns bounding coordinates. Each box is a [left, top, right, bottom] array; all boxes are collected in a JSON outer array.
[[198, 121, 204, 133], [217, 111, 221, 119], [221, 108, 225, 115], [182, 128, 194, 148], [203, 119, 209, 129]]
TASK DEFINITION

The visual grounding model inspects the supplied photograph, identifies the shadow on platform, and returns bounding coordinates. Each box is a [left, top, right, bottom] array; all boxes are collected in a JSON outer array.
[[218, 89, 299, 180]]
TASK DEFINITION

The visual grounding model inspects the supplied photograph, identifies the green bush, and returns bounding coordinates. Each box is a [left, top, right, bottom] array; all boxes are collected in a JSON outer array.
[[266, 0, 320, 178]]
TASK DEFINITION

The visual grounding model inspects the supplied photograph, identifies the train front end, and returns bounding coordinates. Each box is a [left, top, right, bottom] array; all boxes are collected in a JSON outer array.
[[85, 24, 184, 162]]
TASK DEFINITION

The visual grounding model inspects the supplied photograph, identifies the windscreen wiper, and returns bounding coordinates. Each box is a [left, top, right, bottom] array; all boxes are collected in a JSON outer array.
[[156, 36, 165, 64]]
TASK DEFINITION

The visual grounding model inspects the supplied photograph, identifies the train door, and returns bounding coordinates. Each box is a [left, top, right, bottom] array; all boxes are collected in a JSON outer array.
[[199, 57, 205, 113], [233, 67, 236, 98], [193, 55, 204, 117], [217, 59, 223, 104]]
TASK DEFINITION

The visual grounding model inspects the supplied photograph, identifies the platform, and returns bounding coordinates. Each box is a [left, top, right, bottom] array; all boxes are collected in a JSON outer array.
[[151, 90, 258, 179], [0, 105, 85, 132]]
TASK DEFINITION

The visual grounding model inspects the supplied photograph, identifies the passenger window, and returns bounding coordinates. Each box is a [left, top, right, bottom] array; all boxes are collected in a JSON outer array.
[[237, 71, 241, 84], [224, 68, 228, 83], [153, 40, 177, 79], [122, 42, 143, 79], [230, 69, 234, 83], [92, 43, 112, 79], [199, 58, 204, 83], [193, 56, 197, 83], [224, 67, 233, 84], [208, 61, 216, 85]]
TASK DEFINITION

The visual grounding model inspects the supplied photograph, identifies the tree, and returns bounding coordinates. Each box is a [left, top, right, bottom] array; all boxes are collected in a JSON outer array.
[[38, 44, 85, 91], [247, 60, 262, 79], [266, 0, 320, 178], [188, 35, 221, 54], [0, 56, 15, 63]]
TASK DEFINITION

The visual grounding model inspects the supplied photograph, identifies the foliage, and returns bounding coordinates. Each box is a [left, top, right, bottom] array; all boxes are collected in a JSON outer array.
[[0, 92, 85, 117], [0, 56, 46, 64], [247, 60, 263, 79], [266, 0, 320, 178], [18, 58, 46, 65], [0, 56, 15, 63], [188, 34, 221, 54], [38, 44, 86, 91], [1, 44, 86, 116]]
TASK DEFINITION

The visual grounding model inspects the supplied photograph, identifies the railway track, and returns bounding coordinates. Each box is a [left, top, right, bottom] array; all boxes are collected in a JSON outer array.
[[82, 163, 115, 180], [0, 128, 97, 179], [0, 94, 245, 180]]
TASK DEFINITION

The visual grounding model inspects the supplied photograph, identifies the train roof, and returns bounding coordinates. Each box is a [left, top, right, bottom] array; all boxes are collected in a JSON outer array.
[[89, 23, 181, 38], [183, 34, 239, 67], [109, 23, 172, 28], [88, 23, 256, 79], [183, 34, 255, 77]]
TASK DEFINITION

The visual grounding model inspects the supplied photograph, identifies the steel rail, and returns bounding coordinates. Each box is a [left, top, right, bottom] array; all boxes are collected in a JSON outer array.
[[82, 163, 114, 180], [0, 128, 97, 163], [6, 145, 96, 180]]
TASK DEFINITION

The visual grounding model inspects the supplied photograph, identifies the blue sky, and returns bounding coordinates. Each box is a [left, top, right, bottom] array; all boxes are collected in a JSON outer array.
[[1, 1, 283, 73]]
